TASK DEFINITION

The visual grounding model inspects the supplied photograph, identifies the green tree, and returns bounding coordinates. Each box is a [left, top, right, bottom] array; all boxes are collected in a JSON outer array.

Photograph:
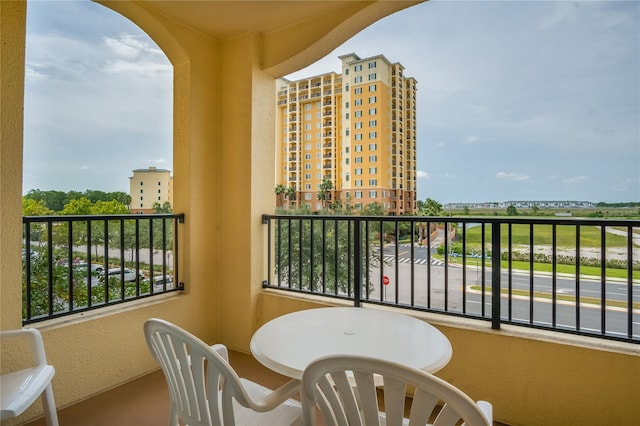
[[274, 184, 287, 208], [274, 216, 380, 295], [317, 178, 333, 210], [22, 198, 53, 216], [419, 198, 442, 216], [61, 197, 93, 215], [152, 201, 172, 213], [506, 205, 518, 216], [285, 186, 296, 209]]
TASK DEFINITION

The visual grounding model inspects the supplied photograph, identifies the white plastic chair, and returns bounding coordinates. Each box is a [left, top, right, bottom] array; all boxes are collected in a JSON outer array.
[[143, 318, 302, 426], [301, 355, 492, 426], [0, 328, 59, 426]]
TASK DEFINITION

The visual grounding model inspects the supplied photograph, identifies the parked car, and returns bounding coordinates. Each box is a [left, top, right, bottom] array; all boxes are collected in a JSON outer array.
[[152, 275, 173, 289], [101, 268, 144, 282], [75, 262, 104, 274]]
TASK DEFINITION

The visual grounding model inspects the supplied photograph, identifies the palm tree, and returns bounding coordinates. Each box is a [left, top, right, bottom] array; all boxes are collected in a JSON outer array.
[[285, 186, 296, 209], [317, 178, 333, 210], [274, 184, 286, 208]]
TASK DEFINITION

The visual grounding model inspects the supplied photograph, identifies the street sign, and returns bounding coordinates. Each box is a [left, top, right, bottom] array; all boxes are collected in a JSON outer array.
[[383, 275, 390, 286]]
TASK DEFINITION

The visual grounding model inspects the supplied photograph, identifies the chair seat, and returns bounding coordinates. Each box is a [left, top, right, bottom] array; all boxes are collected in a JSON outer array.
[[0, 365, 55, 419], [235, 378, 301, 425]]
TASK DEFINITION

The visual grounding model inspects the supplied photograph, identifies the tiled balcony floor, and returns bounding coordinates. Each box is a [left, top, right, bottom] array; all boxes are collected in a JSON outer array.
[[25, 349, 506, 425]]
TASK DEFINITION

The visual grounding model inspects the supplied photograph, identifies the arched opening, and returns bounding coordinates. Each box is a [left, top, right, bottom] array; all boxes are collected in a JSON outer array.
[[23, 0, 173, 212]]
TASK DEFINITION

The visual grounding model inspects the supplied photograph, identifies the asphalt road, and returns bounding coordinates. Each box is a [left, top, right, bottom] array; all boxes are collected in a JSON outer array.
[[367, 256, 639, 339]]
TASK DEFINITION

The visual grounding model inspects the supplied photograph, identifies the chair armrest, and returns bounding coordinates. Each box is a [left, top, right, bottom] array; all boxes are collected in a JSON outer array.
[[243, 378, 301, 412], [0, 329, 48, 366], [477, 400, 493, 424]]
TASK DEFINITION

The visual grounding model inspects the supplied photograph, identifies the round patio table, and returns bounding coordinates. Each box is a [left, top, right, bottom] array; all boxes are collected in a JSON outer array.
[[250, 306, 452, 380]]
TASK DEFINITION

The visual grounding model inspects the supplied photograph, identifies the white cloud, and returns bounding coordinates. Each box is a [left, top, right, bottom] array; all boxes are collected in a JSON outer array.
[[562, 176, 590, 185], [496, 172, 531, 182], [417, 170, 428, 179]]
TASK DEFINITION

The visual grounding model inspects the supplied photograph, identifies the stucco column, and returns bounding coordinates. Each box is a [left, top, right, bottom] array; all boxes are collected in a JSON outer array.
[[216, 33, 276, 350], [0, 0, 27, 331]]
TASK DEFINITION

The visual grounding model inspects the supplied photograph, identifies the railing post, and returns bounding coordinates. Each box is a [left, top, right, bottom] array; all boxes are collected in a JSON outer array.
[[491, 222, 501, 330], [353, 217, 362, 307]]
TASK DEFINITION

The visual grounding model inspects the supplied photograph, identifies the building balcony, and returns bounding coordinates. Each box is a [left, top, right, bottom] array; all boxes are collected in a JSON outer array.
[[3, 3, 638, 426]]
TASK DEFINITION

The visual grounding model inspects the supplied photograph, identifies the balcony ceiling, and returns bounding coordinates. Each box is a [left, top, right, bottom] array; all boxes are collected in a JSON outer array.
[[136, 1, 376, 40]]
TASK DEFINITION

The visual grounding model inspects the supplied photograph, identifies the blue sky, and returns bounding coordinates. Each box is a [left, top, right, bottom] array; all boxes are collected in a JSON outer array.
[[23, 0, 639, 204]]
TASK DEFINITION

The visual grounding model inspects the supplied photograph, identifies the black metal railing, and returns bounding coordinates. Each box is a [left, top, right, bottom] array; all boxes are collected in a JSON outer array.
[[262, 214, 639, 343], [22, 214, 185, 324]]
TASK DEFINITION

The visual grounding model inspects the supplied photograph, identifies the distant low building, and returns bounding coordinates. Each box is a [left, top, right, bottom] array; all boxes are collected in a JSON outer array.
[[445, 200, 595, 210], [129, 167, 173, 214]]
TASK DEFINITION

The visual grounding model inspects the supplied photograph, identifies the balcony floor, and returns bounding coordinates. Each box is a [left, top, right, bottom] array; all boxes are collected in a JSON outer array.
[[25, 349, 507, 425], [24, 349, 292, 426]]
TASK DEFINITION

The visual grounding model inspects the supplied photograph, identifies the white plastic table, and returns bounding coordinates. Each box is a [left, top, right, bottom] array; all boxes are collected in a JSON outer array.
[[250, 306, 452, 380]]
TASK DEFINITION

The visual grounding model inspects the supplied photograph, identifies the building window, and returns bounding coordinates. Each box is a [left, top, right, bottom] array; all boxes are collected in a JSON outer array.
[[354, 64, 362, 72], [158, 189, 161, 193], [355, 191, 362, 199], [369, 84, 376, 92], [305, 103, 312, 110], [345, 129, 350, 136], [355, 145, 363, 152], [369, 120, 377, 127], [140, 189, 144, 193], [354, 99, 362, 106], [368, 73, 376, 80], [368, 61, 377, 69], [355, 122, 362, 129], [355, 134, 363, 141], [355, 168, 363, 175], [140, 182, 143, 186], [305, 143, 311, 150], [305, 113, 311, 120], [305, 184, 311, 190], [305, 134, 312, 140], [345, 174, 350, 181], [369, 167, 377, 174], [305, 164, 311, 170], [369, 180, 377, 186], [369, 155, 377, 162], [369, 131, 377, 139], [345, 147, 349, 153], [355, 180, 362, 187], [369, 96, 376, 104], [345, 101, 349, 108], [355, 157, 363, 164], [345, 158, 349, 165], [354, 87, 362, 94], [305, 193, 312, 200], [354, 76, 362, 83], [369, 108, 377, 115], [305, 123, 311, 130], [305, 154, 311, 160], [369, 143, 377, 150], [354, 110, 362, 118], [305, 173, 311, 179], [369, 190, 377, 198], [157, 196, 161, 201]]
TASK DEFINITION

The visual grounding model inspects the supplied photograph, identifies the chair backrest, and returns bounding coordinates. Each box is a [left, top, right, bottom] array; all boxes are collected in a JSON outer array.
[[143, 318, 255, 426], [301, 355, 491, 426]]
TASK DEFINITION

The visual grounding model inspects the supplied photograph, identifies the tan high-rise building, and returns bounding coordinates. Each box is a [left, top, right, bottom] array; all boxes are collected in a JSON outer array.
[[129, 166, 173, 214], [276, 53, 417, 215]]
